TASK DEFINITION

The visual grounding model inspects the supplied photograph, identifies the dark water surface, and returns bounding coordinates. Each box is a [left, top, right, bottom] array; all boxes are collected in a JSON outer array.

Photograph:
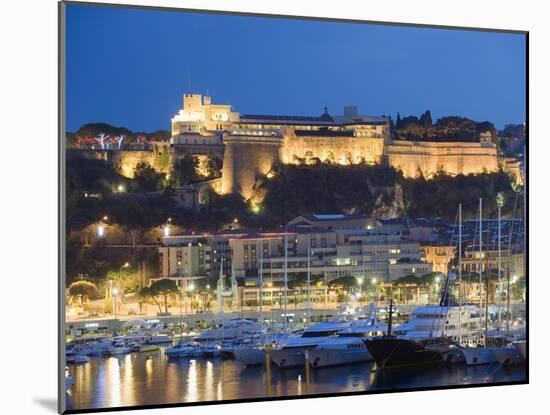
[[66, 348, 526, 411]]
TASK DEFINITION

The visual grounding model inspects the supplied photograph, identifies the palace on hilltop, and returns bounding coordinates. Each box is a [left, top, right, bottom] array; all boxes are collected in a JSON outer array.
[[168, 93, 521, 201]]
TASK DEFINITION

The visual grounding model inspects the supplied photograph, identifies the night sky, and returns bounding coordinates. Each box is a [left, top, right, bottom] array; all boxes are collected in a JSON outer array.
[[66, 3, 526, 132]]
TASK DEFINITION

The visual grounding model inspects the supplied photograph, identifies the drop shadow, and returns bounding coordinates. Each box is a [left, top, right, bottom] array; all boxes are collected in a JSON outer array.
[[34, 398, 58, 413]]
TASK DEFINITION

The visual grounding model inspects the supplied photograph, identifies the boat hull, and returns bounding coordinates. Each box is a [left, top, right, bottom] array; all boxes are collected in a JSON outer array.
[[270, 348, 306, 368], [308, 348, 371, 368], [493, 346, 525, 366], [364, 338, 444, 369], [462, 347, 498, 366], [234, 348, 266, 366]]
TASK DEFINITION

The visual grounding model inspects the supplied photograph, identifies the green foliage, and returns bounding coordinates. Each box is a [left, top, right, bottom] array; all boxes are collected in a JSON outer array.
[[172, 155, 199, 186], [397, 114, 498, 143], [328, 276, 358, 289], [140, 279, 179, 313], [133, 162, 166, 192], [392, 273, 439, 287], [402, 170, 516, 219], [205, 156, 223, 179], [68, 280, 98, 303]]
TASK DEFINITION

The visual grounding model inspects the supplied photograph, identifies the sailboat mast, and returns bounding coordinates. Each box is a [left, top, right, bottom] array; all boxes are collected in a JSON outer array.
[[307, 244, 311, 326], [497, 199, 502, 331], [478, 198, 483, 338], [458, 203, 462, 345], [259, 239, 263, 339], [284, 226, 288, 332]]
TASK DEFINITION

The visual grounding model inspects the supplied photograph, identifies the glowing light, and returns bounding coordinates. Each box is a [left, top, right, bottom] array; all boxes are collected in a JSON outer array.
[[357, 277, 364, 286], [103, 216, 108, 221], [117, 184, 125, 192], [435, 276, 441, 283], [97, 225, 104, 237], [251, 204, 261, 214], [112, 287, 119, 296], [123, 262, 130, 268], [188, 283, 195, 292], [164, 225, 170, 237], [94, 132, 108, 150], [114, 134, 125, 149], [371, 278, 377, 285]]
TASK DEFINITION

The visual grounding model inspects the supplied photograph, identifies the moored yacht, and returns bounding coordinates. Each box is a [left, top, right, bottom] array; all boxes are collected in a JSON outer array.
[[308, 320, 387, 368], [165, 341, 201, 358], [195, 319, 261, 344], [270, 320, 353, 368]]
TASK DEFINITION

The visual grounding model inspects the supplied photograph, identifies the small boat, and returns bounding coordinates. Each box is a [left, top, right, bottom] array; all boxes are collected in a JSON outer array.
[[165, 341, 201, 358], [66, 352, 90, 364], [107, 339, 132, 356], [139, 344, 160, 353]]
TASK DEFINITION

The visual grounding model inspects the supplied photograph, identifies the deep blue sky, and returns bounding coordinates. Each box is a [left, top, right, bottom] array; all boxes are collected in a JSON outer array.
[[66, 4, 526, 132]]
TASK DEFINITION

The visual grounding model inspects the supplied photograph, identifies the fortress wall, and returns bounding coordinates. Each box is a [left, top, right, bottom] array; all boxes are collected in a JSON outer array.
[[384, 141, 499, 178], [66, 145, 171, 178], [221, 136, 283, 200], [281, 135, 385, 165]]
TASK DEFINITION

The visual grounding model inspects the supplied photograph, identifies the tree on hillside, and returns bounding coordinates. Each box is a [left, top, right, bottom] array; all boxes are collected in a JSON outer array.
[[69, 280, 98, 305], [205, 156, 223, 178], [133, 162, 166, 192], [172, 155, 199, 186], [140, 279, 179, 314]]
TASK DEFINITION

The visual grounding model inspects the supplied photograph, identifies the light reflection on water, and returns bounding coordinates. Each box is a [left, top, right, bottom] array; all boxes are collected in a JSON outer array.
[[66, 349, 526, 411]]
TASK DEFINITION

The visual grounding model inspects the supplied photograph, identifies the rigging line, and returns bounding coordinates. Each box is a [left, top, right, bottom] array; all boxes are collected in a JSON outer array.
[[505, 191, 519, 334], [430, 207, 459, 341]]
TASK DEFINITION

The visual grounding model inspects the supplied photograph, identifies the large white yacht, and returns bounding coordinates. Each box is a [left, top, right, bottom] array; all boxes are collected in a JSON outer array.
[[307, 320, 387, 368], [269, 320, 353, 368], [195, 319, 261, 344], [393, 304, 483, 345]]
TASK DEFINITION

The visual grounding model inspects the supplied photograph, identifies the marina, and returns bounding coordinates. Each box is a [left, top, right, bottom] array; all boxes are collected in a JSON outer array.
[[65, 344, 526, 411]]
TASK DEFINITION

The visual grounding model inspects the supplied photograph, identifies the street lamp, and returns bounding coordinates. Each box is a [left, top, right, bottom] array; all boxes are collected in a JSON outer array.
[[120, 262, 130, 278]]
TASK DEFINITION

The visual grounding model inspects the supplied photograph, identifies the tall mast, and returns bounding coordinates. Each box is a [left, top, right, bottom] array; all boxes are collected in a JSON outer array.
[[259, 238, 263, 340], [458, 204, 462, 345], [497, 194, 502, 331], [478, 198, 483, 338], [307, 244, 311, 326], [283, 226, 288, 333]]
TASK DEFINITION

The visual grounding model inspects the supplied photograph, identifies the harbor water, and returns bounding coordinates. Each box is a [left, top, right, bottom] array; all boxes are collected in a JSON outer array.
[[66, 349, 526, 411]]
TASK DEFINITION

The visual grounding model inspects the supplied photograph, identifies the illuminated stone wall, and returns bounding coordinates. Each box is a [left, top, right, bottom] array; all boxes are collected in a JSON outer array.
[[221, 134, 283, 201], [281, 131, 385, 165], [384, 140, 500, 178], [67, 143, 171, 179]]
